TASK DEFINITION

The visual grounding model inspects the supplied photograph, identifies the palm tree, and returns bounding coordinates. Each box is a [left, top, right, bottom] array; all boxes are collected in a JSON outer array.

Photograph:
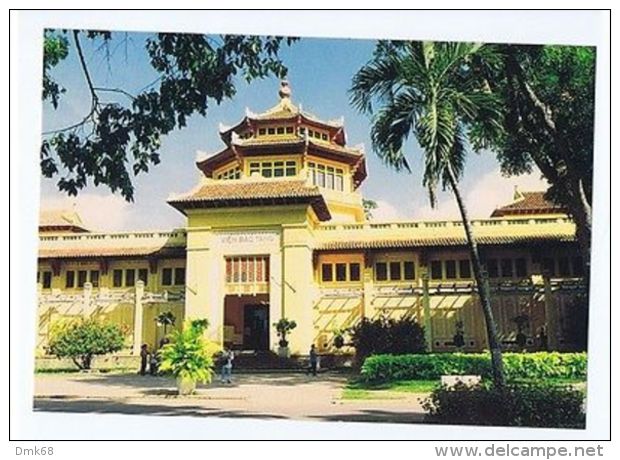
[[155, 311, 176, 337], [350, 41, 506, 388]]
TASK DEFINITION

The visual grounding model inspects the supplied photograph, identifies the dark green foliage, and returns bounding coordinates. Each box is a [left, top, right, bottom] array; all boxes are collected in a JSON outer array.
[[41, 30, 297, 200], [422, 382, 585, 428], [361, 352, 587, 383], [273, 318, 297, 347], [48, 319, 125, 370], [349, 317, 426, 363]]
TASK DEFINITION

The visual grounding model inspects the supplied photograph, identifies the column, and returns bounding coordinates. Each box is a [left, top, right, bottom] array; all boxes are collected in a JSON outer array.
[[421, 268, 433, 352], [543, 275, 559, 350], [133, 280, 145, 354]]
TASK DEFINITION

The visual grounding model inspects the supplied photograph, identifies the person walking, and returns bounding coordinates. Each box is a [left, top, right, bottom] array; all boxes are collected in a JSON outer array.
[[220, 348, 234, 384], [308, 344, 318, 376]]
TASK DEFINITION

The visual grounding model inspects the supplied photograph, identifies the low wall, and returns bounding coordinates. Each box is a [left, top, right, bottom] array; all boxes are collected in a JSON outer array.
[[35, 354, 141, 372]]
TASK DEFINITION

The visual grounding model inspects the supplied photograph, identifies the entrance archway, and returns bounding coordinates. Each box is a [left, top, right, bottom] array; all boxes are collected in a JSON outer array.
[[223, 294, 270, 350]]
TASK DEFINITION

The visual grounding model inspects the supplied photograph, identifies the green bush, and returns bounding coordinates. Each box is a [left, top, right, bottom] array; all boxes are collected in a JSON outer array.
[[48, 319, 125, 370], [361, 352, 587, 382], [422, 382, 586, 428], [349, 317, 426, 363]]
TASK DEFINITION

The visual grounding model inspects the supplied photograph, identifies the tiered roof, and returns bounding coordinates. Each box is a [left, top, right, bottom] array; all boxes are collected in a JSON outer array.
[[168, 180, 331, 221], [195, 81, 367, 188]]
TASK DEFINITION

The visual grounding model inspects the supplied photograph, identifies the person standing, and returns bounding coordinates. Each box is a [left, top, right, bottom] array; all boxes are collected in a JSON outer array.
[[220, 348, 234, 384], [139, 344, 149, 376], [309, 344, 318, 376]]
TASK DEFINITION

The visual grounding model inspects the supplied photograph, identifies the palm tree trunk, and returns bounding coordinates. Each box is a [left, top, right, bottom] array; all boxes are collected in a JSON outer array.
[[445, 165, 506, 388]]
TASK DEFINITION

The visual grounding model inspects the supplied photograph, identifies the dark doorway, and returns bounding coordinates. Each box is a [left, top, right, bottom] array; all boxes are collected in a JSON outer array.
[[243, 304, 269, 350]]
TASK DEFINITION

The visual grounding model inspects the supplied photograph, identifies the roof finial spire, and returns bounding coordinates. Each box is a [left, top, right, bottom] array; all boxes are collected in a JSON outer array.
[[279, 80, 291, 99]]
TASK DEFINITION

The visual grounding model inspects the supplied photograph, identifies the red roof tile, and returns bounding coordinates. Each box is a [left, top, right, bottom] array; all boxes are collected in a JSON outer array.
[[491, 192, 566, 217], [168, 180, 332, 221], [38, 246, 185, 260]]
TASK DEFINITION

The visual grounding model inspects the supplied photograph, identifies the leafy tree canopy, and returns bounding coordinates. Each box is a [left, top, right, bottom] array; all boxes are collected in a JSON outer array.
[[41, 29, 297, 200]]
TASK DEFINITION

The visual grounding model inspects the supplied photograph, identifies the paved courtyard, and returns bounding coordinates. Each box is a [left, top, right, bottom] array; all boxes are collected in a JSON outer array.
[[33, 372, 428, 423]]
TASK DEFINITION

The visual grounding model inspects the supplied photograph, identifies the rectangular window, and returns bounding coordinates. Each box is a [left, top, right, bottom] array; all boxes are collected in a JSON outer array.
[[404, 261, 415, 280], [326, 166, 335, 189], [558, 257, 571, 277], [389, 262, 401, 281], [42, 271, 52, 289], [314, 131, 321, 139], [258, 128, 266, 136], [430, 261, 443, 280], [335, 170, 344, 191], [515, 258, 527, 277], [501, 259, 513, 278], [113, 269, 123, 287], [286, 126, 294, 134], [125, 269, 136, 287], [308, 129, 314, 138], [445, 260, 457, 279], [572, 257, 584, 277], [174, 267, 186, 285], [349, 263, 361, 282], [77, 270, 88, 288], [273, 161, 284, 177], [65, 270, 75, 288], [321, 263, 333, 282], [90, 270, 100, 288], [267, 127, 275, 135], [138, 268, 148, 286], [321, 133, 328, 141], [317, 164, 325, 187], [299, 127, 306, 136], [486, 259, 499, 278], [285, 161, 296, 177], [335, 263, 347, 282], [459, 259, 471, 278], [276, 127, 285, 135], [375, 262, 388, 281], [162, 268, 173, 286]]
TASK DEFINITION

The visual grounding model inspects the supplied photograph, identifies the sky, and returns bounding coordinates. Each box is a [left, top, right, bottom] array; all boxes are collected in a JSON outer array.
[[40, 32, 548, 232]]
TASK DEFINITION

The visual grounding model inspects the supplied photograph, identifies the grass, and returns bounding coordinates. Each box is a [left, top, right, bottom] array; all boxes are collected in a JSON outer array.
[[341, 377, 586, 401]]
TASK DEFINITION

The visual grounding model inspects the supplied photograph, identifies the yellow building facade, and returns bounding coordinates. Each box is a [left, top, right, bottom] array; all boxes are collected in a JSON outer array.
[[37, 82, 587, 358]]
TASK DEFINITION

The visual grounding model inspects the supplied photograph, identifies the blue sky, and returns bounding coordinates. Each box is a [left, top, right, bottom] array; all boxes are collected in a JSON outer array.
[[40, 32, 546, 232]]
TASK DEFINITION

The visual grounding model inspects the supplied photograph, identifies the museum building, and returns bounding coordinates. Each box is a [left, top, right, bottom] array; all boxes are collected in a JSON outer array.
[[36, 82, 586, 357]]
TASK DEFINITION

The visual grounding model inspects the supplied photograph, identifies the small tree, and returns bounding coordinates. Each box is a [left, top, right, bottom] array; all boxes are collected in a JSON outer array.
[[155, 311, 176, 336], [159, 319, 214, 394], [48, 319, 125, 370], [273, 318, 297, 347]]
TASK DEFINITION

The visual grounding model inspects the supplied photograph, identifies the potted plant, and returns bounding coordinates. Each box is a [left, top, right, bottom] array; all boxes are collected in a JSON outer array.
[[273, 318, 297, 358], [332, 327, 347, 349], [159, 319, 214, 395]]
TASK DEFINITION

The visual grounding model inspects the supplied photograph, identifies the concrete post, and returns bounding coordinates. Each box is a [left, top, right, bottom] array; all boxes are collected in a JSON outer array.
[[543, 275, 559, 350], [83, 282, 93, 314], [133, 280, 145, 354], [421, 270, 433, 352]]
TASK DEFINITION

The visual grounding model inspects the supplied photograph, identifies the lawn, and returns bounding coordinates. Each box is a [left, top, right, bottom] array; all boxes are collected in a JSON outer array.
[[341, 377, 586, 401]]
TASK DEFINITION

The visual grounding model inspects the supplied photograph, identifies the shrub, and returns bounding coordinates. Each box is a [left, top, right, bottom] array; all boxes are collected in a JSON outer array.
[[349, 317, 426, 362], [422, 382, 585, 428], [159, 319, 215, 383], [361, 352, 587, 382], [48, 318, 125, 370]]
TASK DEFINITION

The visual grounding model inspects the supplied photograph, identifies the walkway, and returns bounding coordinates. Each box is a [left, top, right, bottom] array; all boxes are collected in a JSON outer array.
[[34, 372, 427, 424]]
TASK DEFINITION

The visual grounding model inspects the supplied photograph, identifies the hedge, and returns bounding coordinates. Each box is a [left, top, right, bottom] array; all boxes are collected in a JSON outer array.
[[422, 382, 586, 428], [361, 352, 587, 382]]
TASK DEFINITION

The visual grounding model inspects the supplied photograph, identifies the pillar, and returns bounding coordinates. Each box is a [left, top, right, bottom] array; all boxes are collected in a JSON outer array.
[[133, 280, 145, 354], [421, 269, 433, 352], [543, 275, 559, 350]]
